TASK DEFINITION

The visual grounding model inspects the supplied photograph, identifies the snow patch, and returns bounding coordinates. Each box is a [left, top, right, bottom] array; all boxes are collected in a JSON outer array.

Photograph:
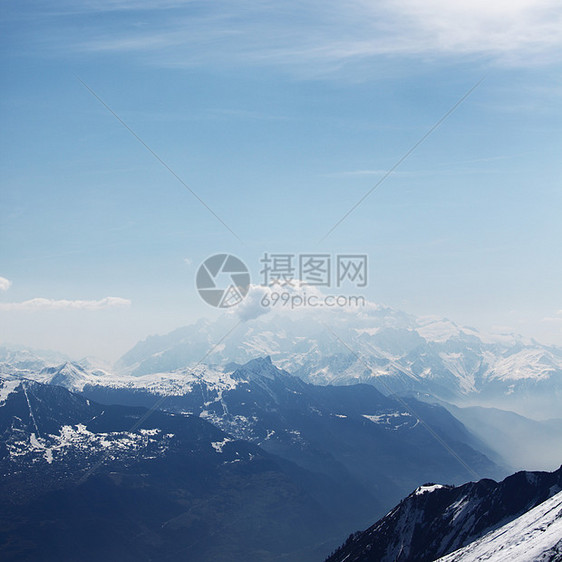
[[437, 491, 562, 561], [414, 484, 446, 496], [211, 437, 233, 453], [0, 379, 21, 405]]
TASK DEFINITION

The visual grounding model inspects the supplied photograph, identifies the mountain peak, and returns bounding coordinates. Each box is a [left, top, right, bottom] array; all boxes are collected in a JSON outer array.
[[39, 361, 93, 391], [232, 356, 286, 381]]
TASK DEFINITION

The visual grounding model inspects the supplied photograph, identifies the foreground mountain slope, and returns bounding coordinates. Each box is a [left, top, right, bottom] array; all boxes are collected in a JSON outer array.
[[0, 377, 362, 561], [325, 465, 562, 562], [437, 490, 562, 561]]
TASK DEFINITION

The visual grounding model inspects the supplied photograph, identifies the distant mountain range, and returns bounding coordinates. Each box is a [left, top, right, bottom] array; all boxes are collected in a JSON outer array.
[[326, 465, 562, 562], [112, 309, 562, 419], [3, 305, 562, 420], [429, 400, 562, 472]]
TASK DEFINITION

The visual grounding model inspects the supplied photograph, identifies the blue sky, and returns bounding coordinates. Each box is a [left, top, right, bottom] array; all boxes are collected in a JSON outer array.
[[1, 0, 561, 360]]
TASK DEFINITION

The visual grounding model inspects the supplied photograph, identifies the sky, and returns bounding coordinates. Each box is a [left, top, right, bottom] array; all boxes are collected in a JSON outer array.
[[1, 0, 561, 361]]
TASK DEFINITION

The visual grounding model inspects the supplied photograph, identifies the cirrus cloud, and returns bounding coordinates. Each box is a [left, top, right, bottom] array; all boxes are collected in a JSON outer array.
[[0, 296, 131, 312], [64, 0, 562, 69]]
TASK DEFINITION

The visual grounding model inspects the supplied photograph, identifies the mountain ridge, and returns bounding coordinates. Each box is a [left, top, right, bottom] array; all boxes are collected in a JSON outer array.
[[326, 465, 562, 562], [0, 356, 505, 531]]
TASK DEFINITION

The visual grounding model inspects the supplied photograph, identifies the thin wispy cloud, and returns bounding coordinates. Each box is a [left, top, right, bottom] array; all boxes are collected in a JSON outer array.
[[542, 310, 562, 323], [0, 296, 131, 312], [331, 169, 424, 178], [59, 0, 190, 13], [44, 0, 562, 70], [331, 164, 510, 178]]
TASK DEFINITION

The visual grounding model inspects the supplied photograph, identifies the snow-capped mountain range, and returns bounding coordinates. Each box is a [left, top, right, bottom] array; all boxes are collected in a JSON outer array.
[[3, 304, 561, 419], [112, 308, 562, 419], [2, 302, 561, 475]]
